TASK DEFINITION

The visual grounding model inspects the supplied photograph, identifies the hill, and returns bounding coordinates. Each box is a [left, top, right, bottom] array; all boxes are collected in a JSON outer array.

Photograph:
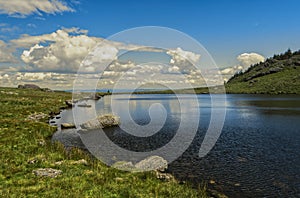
[[225, 49, 300, 94]]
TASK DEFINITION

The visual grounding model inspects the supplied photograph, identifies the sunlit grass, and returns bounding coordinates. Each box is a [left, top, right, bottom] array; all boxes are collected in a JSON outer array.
[[0, 87, 207, 197]]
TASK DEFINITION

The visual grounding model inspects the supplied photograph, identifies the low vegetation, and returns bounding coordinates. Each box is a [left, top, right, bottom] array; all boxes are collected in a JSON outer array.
[[0, 87, 207, 197]]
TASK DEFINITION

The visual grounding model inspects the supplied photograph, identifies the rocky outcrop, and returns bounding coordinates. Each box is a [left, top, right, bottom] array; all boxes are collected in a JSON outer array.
[[80, 114, 120, 130], [18, 84, 41, 89]]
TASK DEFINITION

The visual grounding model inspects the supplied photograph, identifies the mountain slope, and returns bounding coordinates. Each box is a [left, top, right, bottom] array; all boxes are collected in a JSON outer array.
[[226, 49, 300, 94]]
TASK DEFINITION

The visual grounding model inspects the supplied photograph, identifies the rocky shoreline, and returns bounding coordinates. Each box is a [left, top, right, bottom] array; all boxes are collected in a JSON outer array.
[[48, 103, 227, 198]]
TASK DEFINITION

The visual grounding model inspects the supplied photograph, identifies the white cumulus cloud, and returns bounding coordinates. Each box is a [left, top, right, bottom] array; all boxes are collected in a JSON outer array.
[[221, 52, 265, 81]]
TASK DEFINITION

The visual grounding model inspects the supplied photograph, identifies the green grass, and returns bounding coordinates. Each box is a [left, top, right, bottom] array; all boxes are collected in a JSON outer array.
[[0, 87, 207, 198], [226, 66, 300, 94]]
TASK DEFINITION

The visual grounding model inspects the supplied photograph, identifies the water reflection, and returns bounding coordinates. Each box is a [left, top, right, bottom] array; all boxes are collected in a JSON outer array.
[[56, 94, 300, 197]]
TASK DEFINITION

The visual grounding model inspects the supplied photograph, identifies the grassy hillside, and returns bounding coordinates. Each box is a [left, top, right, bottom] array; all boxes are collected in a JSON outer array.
[[226, 49, 300, 94], [0, 87, 207, 197]]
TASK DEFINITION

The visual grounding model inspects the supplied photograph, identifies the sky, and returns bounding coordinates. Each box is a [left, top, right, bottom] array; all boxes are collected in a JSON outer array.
[[0, 0, 300, 90]]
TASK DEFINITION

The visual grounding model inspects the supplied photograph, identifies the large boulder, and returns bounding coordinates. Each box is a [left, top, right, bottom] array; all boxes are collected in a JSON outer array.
[[135, 156, 168, 172], [80, 114, 120, 130], [112, 156, 168, 172]]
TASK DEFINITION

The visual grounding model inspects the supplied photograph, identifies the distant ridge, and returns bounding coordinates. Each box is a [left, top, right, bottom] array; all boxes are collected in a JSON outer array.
[[226, 49, 300, 94]]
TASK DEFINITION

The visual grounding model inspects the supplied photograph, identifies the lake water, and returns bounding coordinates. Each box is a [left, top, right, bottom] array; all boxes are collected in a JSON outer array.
[[54, 94, 300, 197]]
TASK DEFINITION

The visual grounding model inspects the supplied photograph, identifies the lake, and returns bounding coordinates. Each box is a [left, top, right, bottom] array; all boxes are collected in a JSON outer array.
[[54, 94, 300, 197]]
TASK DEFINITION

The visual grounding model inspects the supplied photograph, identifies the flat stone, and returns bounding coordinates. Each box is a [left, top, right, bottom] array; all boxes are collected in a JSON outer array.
[[112, 161, 136, 171], [61, 123, 76, 129], [32, 168, 62, 178]]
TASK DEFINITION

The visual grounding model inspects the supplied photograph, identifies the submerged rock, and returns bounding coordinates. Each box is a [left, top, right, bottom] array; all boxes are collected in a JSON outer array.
[[80, 114, 120, 130], [52, 129, 85, 149], [77, 103, 92, 108], [32, 168, 62, 178]]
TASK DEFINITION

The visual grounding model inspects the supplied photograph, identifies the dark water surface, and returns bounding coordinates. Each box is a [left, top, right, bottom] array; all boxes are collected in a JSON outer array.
[[57, 94, 300, 197]]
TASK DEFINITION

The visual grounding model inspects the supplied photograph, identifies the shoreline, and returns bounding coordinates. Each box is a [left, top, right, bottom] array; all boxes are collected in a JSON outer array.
[[0, 87, 209, 197], [50, 94, 228, 198]]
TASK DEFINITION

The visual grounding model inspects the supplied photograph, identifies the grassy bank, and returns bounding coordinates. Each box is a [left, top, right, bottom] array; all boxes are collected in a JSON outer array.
[[0, 87, 207, 197]]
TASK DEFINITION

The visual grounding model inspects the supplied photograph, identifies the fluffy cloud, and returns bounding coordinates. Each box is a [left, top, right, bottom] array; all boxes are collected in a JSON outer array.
[[221, 52, 265, 81], [167, 47, 201, 65], [17, 29, 99, 72], [0, 0, 73, 17], [0, 71, 76, 90], [2, 27, 225, 89], [237, 53, 265, 68], [12, 28, 166, 74]]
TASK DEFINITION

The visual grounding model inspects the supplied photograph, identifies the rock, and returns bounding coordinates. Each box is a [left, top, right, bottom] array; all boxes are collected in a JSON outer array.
[[112, 161, 136, 171], [208, 189, 228, 198], [37, 139, 46, 146], [65, 100, 75, 107], [91, 93, 101, 100], [26, 112, 48, 121], [61, 123, 76, 129], [54, 159, 88, 166], [70, 159, 88, 166], [115, 177, 124, 182], [155, 170, 175, 182], [269, 67, 282, 73], [18, 84, 41, 89], [209, 179, 216, 184], [77, 103, 92, 108], [135, 156, 168, 172], [41, 88, 52, 92], [28, 155, 45, 164], [32, 168, 62, 178], [80, 114, 120, 130], [54, 161, 64, 165], [52, 129, 85, 149]]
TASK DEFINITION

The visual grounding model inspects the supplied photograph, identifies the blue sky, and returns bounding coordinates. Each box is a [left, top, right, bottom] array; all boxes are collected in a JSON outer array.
[[1, 0, 300, 65], [0, 0, 300, 89]]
